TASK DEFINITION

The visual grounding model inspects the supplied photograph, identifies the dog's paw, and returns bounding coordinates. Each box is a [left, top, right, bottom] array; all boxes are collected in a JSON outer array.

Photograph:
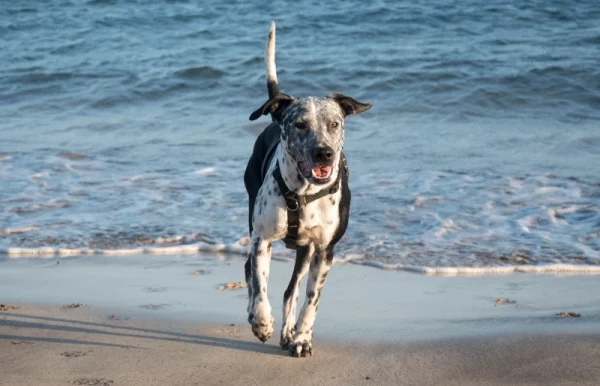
[[288, 338, 312, 358], [249, 313, 275, 343], [279, 325, 295, 350]]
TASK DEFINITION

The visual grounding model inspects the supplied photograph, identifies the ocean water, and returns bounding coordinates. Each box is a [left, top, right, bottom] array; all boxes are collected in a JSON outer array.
[[1, 0, 599, 273]]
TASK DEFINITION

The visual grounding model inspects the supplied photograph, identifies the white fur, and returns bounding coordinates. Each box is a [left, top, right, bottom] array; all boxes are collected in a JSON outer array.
[[265, 21, 277, 93]]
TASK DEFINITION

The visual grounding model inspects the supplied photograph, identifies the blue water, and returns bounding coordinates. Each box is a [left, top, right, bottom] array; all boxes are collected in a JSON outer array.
[[1, 0, 599, 270]]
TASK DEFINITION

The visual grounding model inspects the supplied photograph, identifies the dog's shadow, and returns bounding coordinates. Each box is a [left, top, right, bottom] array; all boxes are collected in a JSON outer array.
[[0, 312, 287, 356]]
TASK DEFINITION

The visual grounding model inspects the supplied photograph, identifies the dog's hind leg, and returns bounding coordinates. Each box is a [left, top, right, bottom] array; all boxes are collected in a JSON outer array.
[[288, 246, 333, 357], [247, 236, 275, 342], [280, 243, 313, 350]]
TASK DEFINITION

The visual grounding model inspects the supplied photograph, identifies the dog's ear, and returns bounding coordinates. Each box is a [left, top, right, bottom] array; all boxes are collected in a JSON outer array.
[[330, 93, 372, 117], [249, 93, 294, 121]]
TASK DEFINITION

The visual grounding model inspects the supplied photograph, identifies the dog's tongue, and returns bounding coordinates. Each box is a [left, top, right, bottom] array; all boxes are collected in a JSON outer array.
[[313, 166, 331, 178]]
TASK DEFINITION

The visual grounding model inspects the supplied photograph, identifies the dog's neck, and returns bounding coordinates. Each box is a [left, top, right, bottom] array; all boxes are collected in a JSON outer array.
[[277, 145, 340, 196]]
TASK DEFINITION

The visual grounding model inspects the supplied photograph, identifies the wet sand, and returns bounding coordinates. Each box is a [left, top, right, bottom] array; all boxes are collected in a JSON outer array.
[[1, 254, 600, 385]]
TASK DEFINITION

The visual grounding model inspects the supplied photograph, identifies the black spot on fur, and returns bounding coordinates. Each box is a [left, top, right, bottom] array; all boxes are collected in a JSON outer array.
[[307, 290, 315, 299], [331, 200, 336, 205]]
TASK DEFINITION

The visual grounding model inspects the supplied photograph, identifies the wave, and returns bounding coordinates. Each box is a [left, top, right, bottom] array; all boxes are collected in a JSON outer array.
[[174, 66, 225, 80]]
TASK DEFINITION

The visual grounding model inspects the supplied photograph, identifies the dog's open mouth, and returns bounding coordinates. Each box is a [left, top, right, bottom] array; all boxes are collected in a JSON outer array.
[[298, 161, 332, 184], [312, 166, 331, 180]]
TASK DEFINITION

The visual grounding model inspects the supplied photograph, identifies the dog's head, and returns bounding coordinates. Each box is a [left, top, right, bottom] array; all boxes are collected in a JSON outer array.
[[250, 92, 371, 185]]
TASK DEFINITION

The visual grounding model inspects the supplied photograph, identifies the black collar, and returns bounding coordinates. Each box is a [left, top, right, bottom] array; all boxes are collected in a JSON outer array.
[[272, 154, 348, 249]]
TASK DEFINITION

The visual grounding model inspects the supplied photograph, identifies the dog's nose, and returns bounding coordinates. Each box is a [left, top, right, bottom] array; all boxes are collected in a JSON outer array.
[[315, 146, 335, 163]]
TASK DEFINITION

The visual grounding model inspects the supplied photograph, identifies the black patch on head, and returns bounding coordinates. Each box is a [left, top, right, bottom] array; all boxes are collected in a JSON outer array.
[[249, 93, 294, 122], [329, 93, 372, 117]]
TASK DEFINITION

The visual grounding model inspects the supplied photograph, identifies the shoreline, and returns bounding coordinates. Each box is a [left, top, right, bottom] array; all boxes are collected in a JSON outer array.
[[3, 246, 600, 276]]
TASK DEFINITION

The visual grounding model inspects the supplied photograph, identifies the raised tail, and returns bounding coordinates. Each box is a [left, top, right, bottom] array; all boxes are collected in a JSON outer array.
[[265, 21, 279, 99]]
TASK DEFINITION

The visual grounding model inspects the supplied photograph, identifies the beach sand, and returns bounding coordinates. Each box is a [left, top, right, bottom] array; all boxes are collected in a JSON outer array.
[[1, 254, 600, 385]]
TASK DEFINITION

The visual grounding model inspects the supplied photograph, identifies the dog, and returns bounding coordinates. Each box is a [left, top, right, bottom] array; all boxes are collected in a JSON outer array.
[[243, 22, 372, 357]]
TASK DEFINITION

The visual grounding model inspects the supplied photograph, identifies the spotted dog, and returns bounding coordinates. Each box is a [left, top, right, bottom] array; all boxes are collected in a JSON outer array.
[[243, 22, 371, 357]]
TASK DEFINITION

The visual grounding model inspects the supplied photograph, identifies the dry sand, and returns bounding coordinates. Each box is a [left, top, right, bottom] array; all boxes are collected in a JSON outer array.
[[1, 306, 600, 386], [2, 254, 600, 385]]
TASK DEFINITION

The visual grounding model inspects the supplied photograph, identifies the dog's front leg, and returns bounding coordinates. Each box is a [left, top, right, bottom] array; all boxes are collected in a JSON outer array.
[[288, 247, 333, 357], [280, 243, 313, 350], [247, 236, 275, 342]]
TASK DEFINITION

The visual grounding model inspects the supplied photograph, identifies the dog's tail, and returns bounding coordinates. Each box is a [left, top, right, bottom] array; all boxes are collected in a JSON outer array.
[[265, 21, 279, 99]]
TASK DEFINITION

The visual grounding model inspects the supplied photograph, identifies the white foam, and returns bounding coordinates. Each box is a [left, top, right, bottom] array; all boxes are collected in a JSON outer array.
[[1, 226, 40, 235], [352, 260, 600, 275], [150, 245, 201, 254], [193, 167, 215, 175], [0, 155, 12, 162], [435, 219, 455, 237], [3, 244, 599, 276], [0, 240, 250, 259], [102, 248, 145, 256]]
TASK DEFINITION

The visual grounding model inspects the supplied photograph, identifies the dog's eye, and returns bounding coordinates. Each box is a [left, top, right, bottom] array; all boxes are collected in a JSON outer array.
[[295, 122, 307, 130], [331, 121, 339, 129]]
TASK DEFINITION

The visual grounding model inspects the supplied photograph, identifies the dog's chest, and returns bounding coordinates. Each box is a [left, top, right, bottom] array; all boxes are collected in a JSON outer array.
[[296, 190, 341, 247]]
